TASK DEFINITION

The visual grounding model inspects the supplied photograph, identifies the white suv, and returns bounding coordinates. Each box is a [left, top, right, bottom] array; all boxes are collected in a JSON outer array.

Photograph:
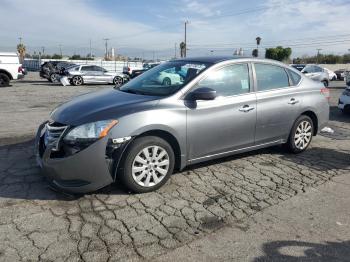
[[0, 52, 24, 87]]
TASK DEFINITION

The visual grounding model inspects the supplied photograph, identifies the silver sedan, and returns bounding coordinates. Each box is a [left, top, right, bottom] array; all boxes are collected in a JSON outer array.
[[64, 65, 128, 87]]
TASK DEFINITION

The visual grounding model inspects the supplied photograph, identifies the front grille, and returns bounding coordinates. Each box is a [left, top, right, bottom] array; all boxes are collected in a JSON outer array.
[[44, 122, 68, 151]]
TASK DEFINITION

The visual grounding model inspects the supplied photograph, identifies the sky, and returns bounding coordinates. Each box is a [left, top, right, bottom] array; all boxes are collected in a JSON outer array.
[[0, 0, 350, 59]]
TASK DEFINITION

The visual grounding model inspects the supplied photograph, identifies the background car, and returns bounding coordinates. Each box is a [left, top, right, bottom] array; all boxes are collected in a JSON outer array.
[[338, 86, 350, 114], [0, 52, 24, 87], [62, 65, 128, 87], [290, 64, 306, 71], [130, 62, 160, 79], [334, 69, 348, 81], [301, 64, 329, 87], [323, 67, 337, 81], [40, 61, 76, 82]]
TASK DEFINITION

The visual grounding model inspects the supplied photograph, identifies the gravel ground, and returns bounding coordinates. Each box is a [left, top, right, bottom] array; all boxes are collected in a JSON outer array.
[[0, 73, 349, 261]]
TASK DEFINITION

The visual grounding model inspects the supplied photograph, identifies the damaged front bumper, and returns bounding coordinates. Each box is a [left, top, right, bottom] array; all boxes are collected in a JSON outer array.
[[34, 121, 130, 193]]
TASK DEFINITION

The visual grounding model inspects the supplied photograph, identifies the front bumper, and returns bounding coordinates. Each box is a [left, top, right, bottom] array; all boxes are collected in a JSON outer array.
[[338, 94, 350, 110], [35, 122, 115, 193]]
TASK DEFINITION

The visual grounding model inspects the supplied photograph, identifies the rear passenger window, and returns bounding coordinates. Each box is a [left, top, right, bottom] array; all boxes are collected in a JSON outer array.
[[287, 69, 302, 85], [255, 64, 289, 91], [197, 63, 250, 97]]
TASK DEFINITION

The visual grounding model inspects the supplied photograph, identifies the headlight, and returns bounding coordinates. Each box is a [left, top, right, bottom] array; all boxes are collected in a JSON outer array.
[[64, 120, 118, 143]]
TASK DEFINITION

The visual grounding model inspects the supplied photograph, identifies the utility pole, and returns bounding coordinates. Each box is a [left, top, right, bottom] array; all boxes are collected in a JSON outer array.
[[89, 39, 92, 58], [103, 38, 110, 59], [184, 21, 189, 57], [41, 46, 45, 55], [174, 43, 177, 59], [59, 44, 62, 58], [316, 48, 322, 64]]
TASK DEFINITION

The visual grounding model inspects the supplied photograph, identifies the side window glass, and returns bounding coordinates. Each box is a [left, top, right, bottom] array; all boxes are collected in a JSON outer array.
[[255, 64, 290, 91], [196, 64, 250, 97], [287, 69, 302, 86]]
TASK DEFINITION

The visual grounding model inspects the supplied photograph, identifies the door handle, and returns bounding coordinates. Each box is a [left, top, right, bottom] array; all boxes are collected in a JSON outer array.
[[239, 105, 255, 112], [288, 98, 299, 105]]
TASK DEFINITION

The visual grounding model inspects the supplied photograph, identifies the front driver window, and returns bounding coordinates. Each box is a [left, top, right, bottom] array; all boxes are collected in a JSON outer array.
[[196, 64, 250, 97]]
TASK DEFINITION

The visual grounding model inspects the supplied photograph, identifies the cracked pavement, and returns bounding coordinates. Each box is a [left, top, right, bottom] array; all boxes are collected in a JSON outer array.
[[0, 76, 349, 261]]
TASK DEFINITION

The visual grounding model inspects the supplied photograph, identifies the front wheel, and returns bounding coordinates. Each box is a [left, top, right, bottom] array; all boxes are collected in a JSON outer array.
[[120, 136, 175, 193], [162, 77, 171, 86], [286, 115, 314, 153], [72, 76, 83, 86], [50, 73, 58, 82]]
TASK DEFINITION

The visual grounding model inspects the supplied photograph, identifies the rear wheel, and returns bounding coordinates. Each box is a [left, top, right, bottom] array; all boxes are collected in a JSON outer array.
[[162, 77, 171, 86], [72, 76, 83, 86], [113, 76, 124, 87], [286, 115, 314, 153], [120, 136, 175, 193], [0, 73, 10, 87]]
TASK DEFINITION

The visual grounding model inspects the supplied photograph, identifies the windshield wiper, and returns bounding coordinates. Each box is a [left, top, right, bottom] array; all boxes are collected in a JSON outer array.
[[120, 89, 143, 95]]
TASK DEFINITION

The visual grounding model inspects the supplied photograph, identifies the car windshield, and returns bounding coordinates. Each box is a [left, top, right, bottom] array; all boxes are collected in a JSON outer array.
[[120, 61, 211, 96]]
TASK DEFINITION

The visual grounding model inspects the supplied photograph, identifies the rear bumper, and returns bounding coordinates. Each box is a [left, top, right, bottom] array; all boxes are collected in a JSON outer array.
[[35, 122, 114, 193]]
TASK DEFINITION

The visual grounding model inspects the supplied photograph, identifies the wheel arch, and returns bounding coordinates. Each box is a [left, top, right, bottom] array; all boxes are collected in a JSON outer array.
[[0, 69, 13, 80], [300, 110, 318, 135]]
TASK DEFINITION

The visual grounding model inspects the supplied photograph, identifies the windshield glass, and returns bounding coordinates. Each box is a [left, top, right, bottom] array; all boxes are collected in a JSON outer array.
[[120, 61, 211, 96]]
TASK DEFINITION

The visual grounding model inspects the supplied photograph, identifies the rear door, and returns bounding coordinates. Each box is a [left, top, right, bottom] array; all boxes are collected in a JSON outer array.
[[186, 63, 257, 161], [254, 63, 302, 144]]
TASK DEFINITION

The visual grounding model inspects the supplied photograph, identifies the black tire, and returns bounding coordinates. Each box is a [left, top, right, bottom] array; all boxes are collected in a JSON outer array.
[[342, 105, 350, 114], [120, 136, 175, 193], [49, 73, 58, 82], [113, 76, 124, 87], [162, 77, 171, 86], [72, 76, 83, 86], [0, 73, 10, 87], [322, 80, 329, 87], [285, 115, 314, 153]]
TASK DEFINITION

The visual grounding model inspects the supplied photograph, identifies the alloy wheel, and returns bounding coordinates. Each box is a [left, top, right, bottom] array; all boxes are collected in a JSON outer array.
[[294, 120, 312, 150], [114, 77, 123, 87], [131, 146, 170, 187], [73, 76, 83, 86]]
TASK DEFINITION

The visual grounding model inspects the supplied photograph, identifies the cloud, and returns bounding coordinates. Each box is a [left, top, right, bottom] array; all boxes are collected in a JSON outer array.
[[0, 0, 180, 56], [0, 0, 349, 58]]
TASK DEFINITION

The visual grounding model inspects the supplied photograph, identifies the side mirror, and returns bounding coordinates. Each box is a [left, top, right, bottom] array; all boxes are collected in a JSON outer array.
[[189, 87, 216, 101]]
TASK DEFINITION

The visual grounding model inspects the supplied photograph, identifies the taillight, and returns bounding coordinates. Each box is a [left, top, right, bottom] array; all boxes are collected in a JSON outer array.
[[128, 67, 131, 72], [321, 87, 330, 101], [18, 66, 22, 73]]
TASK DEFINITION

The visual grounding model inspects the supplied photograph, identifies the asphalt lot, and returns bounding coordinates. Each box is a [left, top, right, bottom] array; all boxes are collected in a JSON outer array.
[[0, 73, 349, 261]]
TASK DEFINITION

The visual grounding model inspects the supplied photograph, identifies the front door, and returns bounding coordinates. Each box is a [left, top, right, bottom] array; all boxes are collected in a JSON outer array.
[[186, 63, 257, 161]]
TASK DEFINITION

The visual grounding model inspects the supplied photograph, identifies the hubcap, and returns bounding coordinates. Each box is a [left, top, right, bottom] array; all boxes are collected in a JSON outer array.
[[115, 77, 123, 86], [132, 146, 170, 187], [74, 77, 82, 85], [294, 120, 312, 150]]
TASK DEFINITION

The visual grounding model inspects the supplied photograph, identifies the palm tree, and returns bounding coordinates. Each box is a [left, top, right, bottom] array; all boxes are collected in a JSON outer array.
[[17, 43, 26, 64]]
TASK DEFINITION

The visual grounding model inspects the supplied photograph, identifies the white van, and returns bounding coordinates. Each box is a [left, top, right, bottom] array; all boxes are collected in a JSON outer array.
[[0, 52, 24, 87]]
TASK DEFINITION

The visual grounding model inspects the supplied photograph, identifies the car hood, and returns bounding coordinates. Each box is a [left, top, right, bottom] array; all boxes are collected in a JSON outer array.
[[51, 88, 159, 126]]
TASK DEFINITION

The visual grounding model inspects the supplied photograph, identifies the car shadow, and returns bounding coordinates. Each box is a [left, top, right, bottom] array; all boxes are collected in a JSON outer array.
[[253, 240, 350, 261], [182, 145, 350, 174]]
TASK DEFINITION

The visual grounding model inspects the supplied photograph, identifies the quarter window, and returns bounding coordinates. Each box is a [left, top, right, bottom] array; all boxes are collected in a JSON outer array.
[[287, 69, 302, 85], [196, 64, 250, 97], [81, 66, 94, 71], [255, 64, 289, 91]]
